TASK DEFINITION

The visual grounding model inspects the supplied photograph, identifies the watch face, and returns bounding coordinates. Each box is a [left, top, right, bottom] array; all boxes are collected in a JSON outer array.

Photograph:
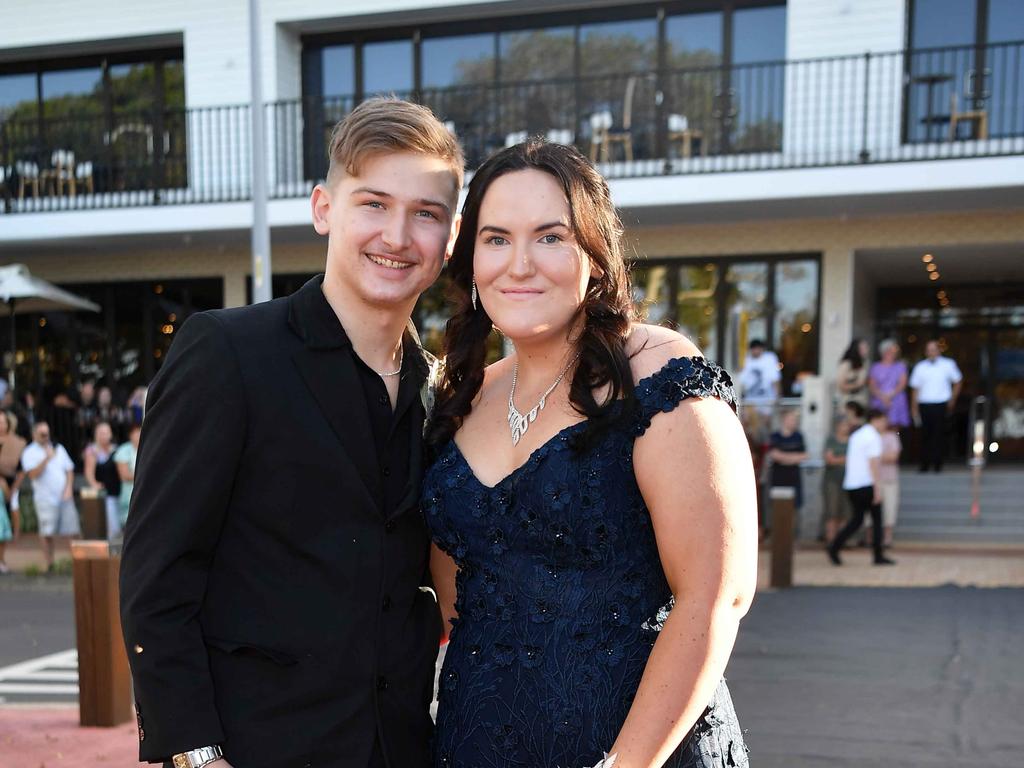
[[171, 756, 190, 768]]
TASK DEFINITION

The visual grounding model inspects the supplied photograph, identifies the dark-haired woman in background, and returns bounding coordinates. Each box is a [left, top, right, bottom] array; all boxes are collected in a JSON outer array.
[[835, 339, 870, 409], [424, 140, 757, 768]]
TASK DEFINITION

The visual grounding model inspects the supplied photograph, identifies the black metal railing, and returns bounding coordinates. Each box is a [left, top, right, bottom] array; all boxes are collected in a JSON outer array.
[[1, 41, 1021, 214]]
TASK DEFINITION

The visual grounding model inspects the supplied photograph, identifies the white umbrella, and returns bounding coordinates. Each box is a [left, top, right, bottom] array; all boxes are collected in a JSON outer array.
[[0, 263, 102, 389]]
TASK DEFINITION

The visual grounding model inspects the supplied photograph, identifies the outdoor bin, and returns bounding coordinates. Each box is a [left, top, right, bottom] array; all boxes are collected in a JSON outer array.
[[78, 487, 107, 540], [71, 540, 132, 727]]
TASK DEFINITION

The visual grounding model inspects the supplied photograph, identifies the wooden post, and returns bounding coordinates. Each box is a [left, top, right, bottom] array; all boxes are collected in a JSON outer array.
[[71, 540, 132, 727], [769, 486, 796, 589], [78, 488, 106, 540]]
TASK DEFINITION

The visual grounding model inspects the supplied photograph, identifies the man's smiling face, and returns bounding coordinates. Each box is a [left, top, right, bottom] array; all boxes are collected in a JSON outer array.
[[313, 151, 460, 312]]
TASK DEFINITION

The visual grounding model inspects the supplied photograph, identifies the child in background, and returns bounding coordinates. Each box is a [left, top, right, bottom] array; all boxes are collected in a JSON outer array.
[[821, 418, 851, 543], [768, 409, 809, 529]]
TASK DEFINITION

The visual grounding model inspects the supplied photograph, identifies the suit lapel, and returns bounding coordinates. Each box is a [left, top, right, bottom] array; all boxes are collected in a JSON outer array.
[[291, 345, 381, 510]]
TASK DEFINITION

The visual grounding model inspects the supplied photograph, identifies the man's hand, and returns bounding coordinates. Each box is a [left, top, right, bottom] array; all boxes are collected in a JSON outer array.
[[872, 488, 882, 506], [946, 399, 955, 414], [44, 445, 55, 460]]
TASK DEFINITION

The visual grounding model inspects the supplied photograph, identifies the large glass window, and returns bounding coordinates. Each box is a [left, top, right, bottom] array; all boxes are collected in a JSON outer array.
[[300, 2, 787, 164], [322, 45, 356, 97], [675, 263, 718, 357], [773, 259, 819, 394], [364, 40, 414, 96], [422, 33, 494, 88], [629, 255, 819, 395], [0, 51, 184, 196]]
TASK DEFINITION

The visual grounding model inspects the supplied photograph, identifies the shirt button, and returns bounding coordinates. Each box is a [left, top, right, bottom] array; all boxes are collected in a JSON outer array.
[[385, 520, 396, 533], [382, 595, 392, 611], [382, 467, 391, 478], [378, 394, 389, 406], [377, 676, 389, 691]]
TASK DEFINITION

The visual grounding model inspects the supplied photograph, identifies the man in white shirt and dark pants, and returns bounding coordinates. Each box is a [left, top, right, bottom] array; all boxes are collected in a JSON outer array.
[[827, 409, 896, 566], [738, 339, 781, 415], [909, 340, 963, 473]]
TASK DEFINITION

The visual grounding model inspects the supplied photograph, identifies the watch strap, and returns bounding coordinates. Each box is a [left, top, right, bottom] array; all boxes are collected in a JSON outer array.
[[172, 745, 223, 768]]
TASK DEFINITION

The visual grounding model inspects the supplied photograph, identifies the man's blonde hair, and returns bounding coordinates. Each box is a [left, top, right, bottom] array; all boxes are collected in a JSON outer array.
[[326, 97, 464, 191]]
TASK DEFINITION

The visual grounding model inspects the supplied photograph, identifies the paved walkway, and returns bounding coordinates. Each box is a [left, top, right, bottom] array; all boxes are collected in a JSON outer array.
[[1, 536, 1022, 766]]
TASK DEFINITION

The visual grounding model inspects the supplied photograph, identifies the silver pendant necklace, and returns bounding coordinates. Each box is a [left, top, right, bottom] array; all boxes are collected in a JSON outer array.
[[507, 353, 580, 446]]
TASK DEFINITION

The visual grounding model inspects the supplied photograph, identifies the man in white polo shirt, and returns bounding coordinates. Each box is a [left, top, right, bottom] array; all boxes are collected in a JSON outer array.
[[21, 420, 78, 572], [827, 409, 896, 566], [910, 339, 963, 473]]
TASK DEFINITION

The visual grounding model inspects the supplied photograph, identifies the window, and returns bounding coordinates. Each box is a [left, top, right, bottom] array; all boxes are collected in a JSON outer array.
[[364, 40, 414, 96], [422, 33, 494, 89], [321, 45, 355, 97], [629, 255, 820, 395], [0, 49, 185, 195]]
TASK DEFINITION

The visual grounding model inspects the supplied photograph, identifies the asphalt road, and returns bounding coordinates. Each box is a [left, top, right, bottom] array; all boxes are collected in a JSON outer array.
[[1, 579, 1022, 766]]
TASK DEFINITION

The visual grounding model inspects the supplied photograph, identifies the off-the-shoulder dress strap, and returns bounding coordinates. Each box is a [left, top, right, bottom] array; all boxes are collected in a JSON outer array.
[[632, 356, 737, 437]]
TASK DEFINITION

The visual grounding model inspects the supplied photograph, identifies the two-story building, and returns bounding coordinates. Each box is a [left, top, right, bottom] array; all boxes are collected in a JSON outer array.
[[2, 0, 1023, 462]]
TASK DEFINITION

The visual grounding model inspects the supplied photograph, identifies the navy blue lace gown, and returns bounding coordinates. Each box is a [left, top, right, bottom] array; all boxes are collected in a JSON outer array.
[[424, 357, 750, 768]]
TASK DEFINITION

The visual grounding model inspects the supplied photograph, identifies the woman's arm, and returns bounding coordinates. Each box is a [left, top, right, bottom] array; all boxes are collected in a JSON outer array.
[[607, 345, 758, 768], [892, 368, 908, 396], [429, 543, 459, 643], [116, 460, 134, 483], [83, 447, 101, 490]]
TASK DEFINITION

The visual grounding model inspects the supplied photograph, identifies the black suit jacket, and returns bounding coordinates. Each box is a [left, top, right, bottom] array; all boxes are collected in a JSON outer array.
[[120, 276, 440, 768]]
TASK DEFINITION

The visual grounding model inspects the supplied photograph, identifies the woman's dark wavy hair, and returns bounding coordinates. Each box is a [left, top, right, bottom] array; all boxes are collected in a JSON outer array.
[[425, 139, 637, 451], [841, 338, 866, 370]]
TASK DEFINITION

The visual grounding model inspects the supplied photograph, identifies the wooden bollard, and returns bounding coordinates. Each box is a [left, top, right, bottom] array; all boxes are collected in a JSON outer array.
[[71, 540, 132, 727], [769, 486, 796, 589], [78, 488, 107, 540]]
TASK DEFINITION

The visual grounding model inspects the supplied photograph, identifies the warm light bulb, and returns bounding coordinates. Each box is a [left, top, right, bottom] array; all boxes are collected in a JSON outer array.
[[929, 272, 940, 281], [922, 254, 933, 263]]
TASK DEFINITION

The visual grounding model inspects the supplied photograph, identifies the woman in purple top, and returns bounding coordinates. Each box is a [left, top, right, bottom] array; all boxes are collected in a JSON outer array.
[[869, 339, 910, 427]]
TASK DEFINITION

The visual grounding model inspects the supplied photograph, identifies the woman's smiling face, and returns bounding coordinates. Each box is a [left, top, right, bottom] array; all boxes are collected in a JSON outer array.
[[472, 169, 599, 344]]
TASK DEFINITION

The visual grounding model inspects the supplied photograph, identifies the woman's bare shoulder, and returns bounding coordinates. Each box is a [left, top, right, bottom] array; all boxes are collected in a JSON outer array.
[[626, 323, 704, 382]]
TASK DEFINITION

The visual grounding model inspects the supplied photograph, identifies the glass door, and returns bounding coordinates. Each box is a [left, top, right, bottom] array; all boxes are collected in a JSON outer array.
[[992, 328, 1024, 461]]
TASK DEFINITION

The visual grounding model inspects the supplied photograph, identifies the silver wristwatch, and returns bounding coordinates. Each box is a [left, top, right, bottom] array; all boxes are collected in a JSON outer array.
[[171, 745, 223, 768]]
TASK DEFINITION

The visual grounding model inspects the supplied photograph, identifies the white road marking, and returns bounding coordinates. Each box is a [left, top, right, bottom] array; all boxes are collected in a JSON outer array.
[[0, 649, 79, 698]]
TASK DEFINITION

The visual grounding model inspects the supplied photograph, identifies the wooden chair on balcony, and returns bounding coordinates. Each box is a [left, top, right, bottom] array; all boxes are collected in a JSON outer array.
[[42, 149, 77, 197], [949, 93, 988, 141], [76, 161, 95, 195], [667, 113, 706, 158], [14, 160, 40, 199], [589, 76, 636, 163]]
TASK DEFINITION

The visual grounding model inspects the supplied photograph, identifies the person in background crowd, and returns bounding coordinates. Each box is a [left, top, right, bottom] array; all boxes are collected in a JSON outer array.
[[95, 385, 127, 440], [768, 408, 809, 529], [21, 421, 78, 572], [83, 421, 122, 541], [14, 391, 36, 440], [738, 338, 781, 415], [910, 339, 963, 473], [821, 417, 852, 543], [0, 473, 10, 574], [877, 419, 903, 547], [740, 407, 771, 539], [836, 339, 870, 408], [75, 379, 97, 430], [113, 423, 140, 529], [868, 339, 910, 431], [127, 386, 147, 426], [0, 410, 27, 573], [827, 409, 896, 566]]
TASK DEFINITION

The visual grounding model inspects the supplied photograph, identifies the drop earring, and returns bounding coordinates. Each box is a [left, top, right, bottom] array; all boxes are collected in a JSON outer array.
[[471, 278, 478, 310]]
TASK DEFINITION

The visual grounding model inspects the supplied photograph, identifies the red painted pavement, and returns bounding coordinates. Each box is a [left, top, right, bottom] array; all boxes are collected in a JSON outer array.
[[0, 707, 144, 767]]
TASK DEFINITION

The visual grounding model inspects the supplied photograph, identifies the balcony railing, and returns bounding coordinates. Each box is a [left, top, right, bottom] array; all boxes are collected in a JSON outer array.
[[1, 41, 1022, 214]]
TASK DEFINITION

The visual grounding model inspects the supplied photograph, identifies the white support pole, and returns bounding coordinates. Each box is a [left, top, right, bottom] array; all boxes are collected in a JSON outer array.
[[249, 0, 273, 303]]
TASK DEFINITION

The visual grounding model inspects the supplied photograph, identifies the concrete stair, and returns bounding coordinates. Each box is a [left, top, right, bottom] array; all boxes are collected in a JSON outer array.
[[895, 467, 1024, 543]]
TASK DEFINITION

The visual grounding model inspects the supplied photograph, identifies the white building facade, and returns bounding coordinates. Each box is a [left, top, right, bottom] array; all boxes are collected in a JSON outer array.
[[2, 0, 1023, 462]]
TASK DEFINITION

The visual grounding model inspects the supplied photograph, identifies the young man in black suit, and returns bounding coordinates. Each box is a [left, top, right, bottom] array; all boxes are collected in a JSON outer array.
[[120, 98, 463, 768]]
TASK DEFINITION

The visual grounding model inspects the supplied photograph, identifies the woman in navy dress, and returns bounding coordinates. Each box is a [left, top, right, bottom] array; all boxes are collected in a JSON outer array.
[[423, 140, 757, 768]]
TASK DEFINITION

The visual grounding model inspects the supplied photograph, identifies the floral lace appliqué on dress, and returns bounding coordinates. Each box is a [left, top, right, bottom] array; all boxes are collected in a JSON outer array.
[[424, 357, 750, 768]]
